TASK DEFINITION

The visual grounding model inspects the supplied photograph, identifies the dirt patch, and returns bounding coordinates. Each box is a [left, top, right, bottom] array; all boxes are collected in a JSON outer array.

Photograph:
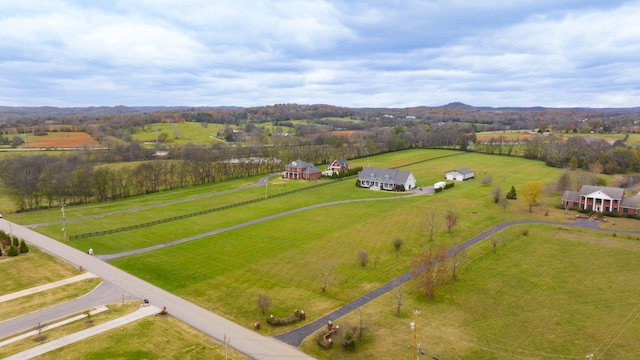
[[26, 132, 100, 148]]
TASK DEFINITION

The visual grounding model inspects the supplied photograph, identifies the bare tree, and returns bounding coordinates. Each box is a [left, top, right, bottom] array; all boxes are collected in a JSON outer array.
[[482, 175, 493, 186], [319, 263, 334, 293], [424, 209, 437, 244], [33, 322, 46, 342], [499, 196, 508, 211], [491, 236, 499, 254], [393, 281, 404, 317], [257, 293, 272, 315], [411, 246, 448, 298], [445, 206, 459, 233], [358, 250, 369, 267], [492, 185, 502, 204]]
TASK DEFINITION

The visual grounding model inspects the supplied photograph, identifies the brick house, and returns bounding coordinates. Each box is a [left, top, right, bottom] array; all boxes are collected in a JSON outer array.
[[284, 160, 322, 180], [562, 185, 639, 215]]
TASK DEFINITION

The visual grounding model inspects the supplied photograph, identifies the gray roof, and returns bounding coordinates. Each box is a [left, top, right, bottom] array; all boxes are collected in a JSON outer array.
[[579, 185, 624, 200], [358, 167, 413, 184], [288, 159, 314, 169], [562, 190, 580, 202], [621, 196, 638, 209], [447, 168, 474, 175], [303, 165, 322, 174]]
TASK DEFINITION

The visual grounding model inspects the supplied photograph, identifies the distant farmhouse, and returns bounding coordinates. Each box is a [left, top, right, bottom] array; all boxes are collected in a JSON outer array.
[[562, 185, 638, 215], [284, 160, 322, 180], [445, 168, 475, 181], [358, 167, 416, 191]]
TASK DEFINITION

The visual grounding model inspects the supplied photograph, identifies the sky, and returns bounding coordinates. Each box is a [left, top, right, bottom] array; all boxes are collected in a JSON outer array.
[[1, 0, 639, 108]]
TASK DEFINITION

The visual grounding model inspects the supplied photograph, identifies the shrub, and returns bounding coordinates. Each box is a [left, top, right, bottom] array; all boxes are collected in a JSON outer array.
[[19, 239, 29, 253], [358, 250, 369, 267], [7, 245, 19, 257], [267, 309, 305, 326]]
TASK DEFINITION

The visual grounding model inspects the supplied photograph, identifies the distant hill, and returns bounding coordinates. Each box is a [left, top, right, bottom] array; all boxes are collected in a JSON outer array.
[[0, 105, 245, 120], [1, 103, 640, 121]]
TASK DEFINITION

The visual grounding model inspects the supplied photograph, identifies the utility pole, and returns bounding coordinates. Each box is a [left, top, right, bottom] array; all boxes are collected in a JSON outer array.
[[60, 203, 67, 241], [224, 334, 229, 360], [410, 310, 421, 360]]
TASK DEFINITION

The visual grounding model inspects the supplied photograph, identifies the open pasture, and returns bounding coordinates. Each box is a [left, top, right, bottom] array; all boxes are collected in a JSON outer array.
[[10, 148, 640, 358], [29, 150, 570, 257], [130, 122, 229, 146], [90, 150, 573, 335], [301, 224, 640, 359]]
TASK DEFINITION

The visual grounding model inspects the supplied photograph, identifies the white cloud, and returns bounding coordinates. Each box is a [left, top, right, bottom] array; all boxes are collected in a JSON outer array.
[[0, 0, 639, 107]]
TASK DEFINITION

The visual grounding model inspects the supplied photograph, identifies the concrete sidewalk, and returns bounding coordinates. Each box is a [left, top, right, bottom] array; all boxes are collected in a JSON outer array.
[[3, 305, 160, 360], [0, 272, 97, 303]]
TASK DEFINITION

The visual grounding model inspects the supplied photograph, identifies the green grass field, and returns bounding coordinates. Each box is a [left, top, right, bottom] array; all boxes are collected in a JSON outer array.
[[129, 122, 229, 146], [4, 149, 639, 358], [301, 224, 640, 359]]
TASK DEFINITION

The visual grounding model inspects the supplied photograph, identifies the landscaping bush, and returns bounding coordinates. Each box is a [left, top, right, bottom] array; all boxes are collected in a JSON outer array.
[[267, 309, 305, 326], [19, 239, 29, 253], [7, 245, 19, 257]]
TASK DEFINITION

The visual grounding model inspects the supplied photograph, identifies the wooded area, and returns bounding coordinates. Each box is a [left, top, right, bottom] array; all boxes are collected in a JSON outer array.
[[1, 103, 639, 211]]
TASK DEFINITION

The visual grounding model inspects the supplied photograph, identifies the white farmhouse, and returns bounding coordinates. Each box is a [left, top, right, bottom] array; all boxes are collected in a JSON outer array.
[[358, 167, 416, 191]]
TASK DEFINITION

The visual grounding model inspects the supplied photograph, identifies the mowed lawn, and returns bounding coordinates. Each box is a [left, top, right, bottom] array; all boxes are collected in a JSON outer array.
[[99, 151, 578, 337], [301, 224, 640, 359], [13, 149, 639, 357]]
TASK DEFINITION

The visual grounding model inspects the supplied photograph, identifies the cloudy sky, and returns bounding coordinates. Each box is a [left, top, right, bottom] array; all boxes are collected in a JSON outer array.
[[1, 1, 639, 108]]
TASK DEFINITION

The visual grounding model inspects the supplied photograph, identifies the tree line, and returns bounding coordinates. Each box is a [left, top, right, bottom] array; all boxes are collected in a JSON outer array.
[[475, 135, 640, 174]]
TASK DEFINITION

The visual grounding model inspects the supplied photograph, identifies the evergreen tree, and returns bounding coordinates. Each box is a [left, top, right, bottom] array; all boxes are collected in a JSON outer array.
[[506, 185, 517, 199], [7, 245, 19, 257], [19, 239, 29, 254]]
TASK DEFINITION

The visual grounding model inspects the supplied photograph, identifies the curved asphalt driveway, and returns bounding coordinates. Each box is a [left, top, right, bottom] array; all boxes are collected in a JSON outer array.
[[276, 217, 640, 346], [98, 189, 431, 261]]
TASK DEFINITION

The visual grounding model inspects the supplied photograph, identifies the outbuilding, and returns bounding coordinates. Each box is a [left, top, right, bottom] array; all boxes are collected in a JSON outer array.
[[445, 168, 475, 181]]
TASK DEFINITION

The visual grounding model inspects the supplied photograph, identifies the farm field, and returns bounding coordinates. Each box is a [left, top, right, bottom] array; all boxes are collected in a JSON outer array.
[[6, 148, 640, 358], [23, 132, 100, 148], [300, 224, 640, 359], [130, 122, 229, 146]]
